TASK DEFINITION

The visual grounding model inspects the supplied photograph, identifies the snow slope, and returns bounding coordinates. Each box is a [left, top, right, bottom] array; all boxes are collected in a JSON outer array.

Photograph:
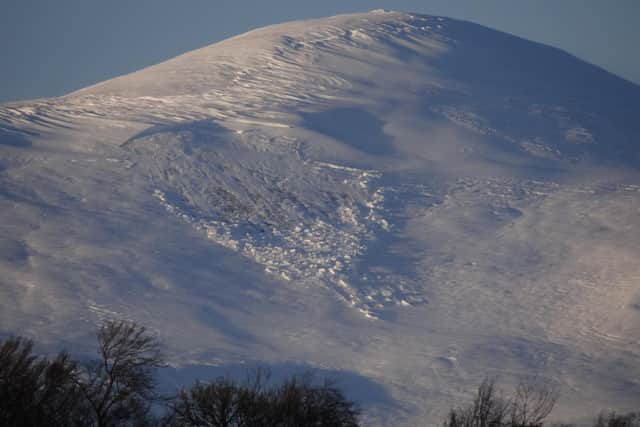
[[1, 10, 639, 425]]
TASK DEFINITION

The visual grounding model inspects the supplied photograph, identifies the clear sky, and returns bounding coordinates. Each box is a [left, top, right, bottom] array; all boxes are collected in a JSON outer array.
[[1, 0, 638, 103]]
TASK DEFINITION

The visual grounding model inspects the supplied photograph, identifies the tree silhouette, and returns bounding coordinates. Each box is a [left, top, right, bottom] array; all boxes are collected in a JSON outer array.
[[77, 320, 164, 427], [168, 370, 360, 427], [443, 378, 558, 427], [0, 337, 81, 427]]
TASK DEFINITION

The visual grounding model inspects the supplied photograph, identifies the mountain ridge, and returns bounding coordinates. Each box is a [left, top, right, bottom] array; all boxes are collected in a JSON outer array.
[[1, 11, 639, 426]]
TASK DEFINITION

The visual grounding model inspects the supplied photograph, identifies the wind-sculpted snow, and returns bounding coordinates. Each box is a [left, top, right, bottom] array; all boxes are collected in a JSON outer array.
[[127, 120, 393, 317], [1, 10, 640, 426]]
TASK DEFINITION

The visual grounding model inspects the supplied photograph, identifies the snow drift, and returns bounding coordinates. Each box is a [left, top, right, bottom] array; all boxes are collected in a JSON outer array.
[[1, 10, 639, 425]]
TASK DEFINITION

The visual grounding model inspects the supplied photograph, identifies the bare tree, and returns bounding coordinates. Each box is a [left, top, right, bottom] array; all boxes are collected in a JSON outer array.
[[268, 374, 360, 427], [168, 370, 360, 427], [509, 379, 559, 427], [443, 378, 558, 427], [78, 320, 164, 427], [594, 412, 640, 427], [443, 378, 509, 427], [0, 337, 82, 427], [171, 378, 244, 427]]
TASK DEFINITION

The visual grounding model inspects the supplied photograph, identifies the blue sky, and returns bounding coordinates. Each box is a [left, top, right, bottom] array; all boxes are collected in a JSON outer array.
[[1, 0, 638, 103]]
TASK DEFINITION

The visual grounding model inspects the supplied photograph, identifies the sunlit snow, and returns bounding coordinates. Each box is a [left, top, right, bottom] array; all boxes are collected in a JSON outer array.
[[1, 10, 639, 426]]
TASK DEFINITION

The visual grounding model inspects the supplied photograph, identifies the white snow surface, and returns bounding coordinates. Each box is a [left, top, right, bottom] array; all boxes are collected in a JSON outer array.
[[1, 11, 640, 425]]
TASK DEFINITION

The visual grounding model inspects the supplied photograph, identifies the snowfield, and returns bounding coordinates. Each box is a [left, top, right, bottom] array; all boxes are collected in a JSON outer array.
[[1, 10, 639, 425]]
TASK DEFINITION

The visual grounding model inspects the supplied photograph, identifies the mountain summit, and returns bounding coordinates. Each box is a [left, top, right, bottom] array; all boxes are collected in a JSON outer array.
[[1, 11, 639, 425]]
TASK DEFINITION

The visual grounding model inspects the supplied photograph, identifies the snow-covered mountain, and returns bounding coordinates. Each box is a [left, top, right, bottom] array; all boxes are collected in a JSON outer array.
[[1, 10, 639, 425]]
